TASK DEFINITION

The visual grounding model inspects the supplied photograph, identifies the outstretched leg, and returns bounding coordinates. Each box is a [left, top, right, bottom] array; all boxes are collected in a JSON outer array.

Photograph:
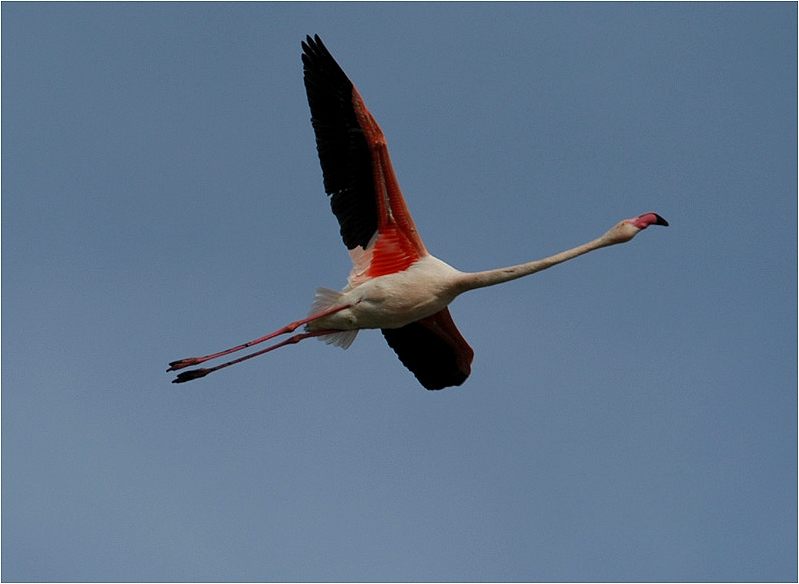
[[171, 329, 338, 383], [167, 304, 350, 372]]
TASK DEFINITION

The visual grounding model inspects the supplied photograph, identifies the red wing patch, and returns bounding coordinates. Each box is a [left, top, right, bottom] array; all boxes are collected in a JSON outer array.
[[366, 225, 422, 277], [351, 88, 428, 277]]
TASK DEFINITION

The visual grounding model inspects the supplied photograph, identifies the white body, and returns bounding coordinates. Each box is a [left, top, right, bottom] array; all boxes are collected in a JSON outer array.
[[309, 255, 463, 331]]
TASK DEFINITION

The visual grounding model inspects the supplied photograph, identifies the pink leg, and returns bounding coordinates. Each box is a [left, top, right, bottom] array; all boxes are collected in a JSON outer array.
[[171, 329, 337, 383], [167, 304, 350, 372]]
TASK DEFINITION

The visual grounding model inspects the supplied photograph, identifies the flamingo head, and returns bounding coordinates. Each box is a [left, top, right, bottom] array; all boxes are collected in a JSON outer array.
[[603, 212, 669, 245]]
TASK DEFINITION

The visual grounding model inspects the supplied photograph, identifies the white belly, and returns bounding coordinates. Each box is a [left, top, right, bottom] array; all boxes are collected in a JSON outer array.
[[309, 255, 463, 331]]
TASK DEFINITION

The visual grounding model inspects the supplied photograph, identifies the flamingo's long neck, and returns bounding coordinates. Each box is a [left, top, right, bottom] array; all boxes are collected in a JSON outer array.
[[456, 235, 613, 293]]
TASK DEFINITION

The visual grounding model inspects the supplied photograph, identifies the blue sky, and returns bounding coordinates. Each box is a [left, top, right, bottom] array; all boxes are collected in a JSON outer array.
[[3, 2, 796, 582]]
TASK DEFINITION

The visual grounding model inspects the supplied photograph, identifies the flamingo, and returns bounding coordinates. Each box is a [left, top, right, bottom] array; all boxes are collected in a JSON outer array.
[[167, 34, 668, 390]]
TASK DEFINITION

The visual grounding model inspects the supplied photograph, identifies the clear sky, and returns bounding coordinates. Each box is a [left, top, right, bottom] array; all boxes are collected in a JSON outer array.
[[3, 2, 796, 582]]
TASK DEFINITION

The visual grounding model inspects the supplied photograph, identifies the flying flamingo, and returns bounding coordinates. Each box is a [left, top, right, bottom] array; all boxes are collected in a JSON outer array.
[[167, 34, 668, 390]]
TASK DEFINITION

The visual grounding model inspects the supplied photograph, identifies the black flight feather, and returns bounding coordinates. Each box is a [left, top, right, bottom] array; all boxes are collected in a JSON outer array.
[[302, 35, 378, 250]]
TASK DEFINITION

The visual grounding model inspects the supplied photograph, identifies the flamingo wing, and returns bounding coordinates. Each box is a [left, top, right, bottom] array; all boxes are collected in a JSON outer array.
[[301, 35, 427, 283], [303, 36, 473, 390], [382, 308, 474, 390]]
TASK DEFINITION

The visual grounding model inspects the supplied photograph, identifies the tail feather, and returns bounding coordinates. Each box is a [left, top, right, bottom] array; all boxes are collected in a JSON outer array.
[[318, 329, 358, 349], [308, 288, 358, 349]]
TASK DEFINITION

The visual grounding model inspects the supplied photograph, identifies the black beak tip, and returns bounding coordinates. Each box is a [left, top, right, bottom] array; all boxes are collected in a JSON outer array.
[[642, 212, 669, 227]]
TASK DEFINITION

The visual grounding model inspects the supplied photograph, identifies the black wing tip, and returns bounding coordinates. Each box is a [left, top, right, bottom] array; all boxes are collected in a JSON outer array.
[[301, 34, 347, 84], [421, 371, 471, 391], [301, 34, 328, 57]]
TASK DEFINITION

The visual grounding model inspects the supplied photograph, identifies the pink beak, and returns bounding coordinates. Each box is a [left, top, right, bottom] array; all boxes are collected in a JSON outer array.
[[630, 212, 669, 229]]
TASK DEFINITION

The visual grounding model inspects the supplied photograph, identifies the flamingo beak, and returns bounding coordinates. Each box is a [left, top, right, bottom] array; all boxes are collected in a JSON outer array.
[[632, 212, 669, 229]]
